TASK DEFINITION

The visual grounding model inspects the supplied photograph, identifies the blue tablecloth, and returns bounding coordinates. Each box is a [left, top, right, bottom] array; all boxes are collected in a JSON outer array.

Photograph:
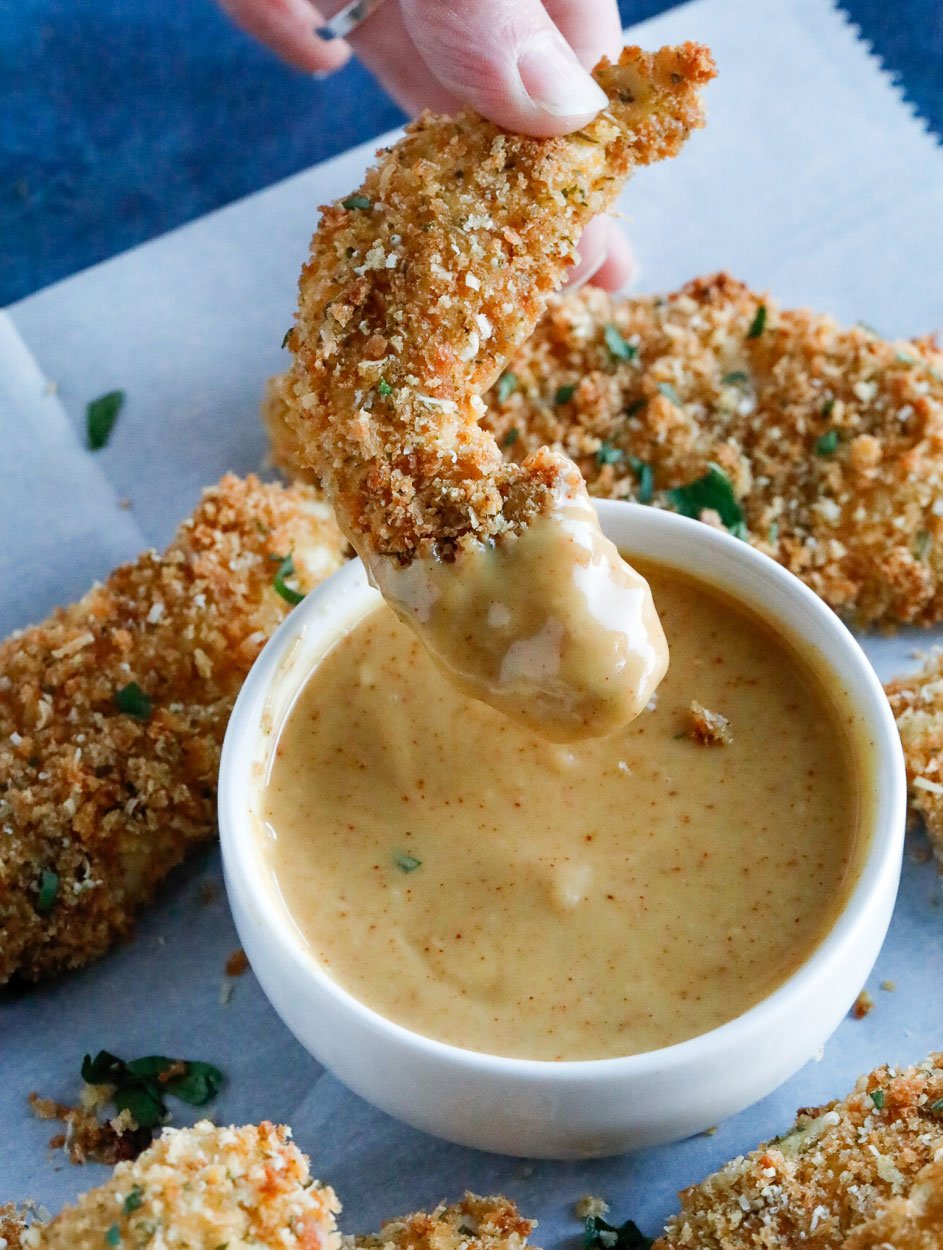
[[1, 1, 940, 306]]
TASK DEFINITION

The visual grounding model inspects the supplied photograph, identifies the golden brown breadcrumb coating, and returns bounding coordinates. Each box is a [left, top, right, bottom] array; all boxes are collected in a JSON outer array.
[[352, 1194, 537, 1250], [0, 1205, 26, 1250], [280, 44, 714, 563], [482, 275, 943, 627], [655, 1052, 943, 1250], [886, 652, 943, 865], [23, 1120, 340, 1250], [0, 474, 345, 984], [842, 1159, 943, 1250], [269, 272, 943, 627]]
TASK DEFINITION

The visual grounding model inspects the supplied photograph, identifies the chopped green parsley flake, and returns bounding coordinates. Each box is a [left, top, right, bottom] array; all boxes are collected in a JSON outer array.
[[667, 465, 745, 537], [596, 441, 624, 466], [915, 530, 932, 560], [895, 351, 919, 366], [106, 1225, 121, 1247], [81, 1051, 224, 1130], [342, 194, 373, 210], [86, 390, 125, 451], [628, 456, 654, 505], [502, 427, 519, 448], [931, 1097, 943, 1115], [584, 1214, 653, 1250], [497, 372, 517, 403], [816, 429, 839, 456], [657, 382, 683, 408], [870, 1088, 886, 1110], [768, 520, 780, 546], [821, 397, 835, 417], [554, 384, 576, 405], [746, 305, 767, 339], [37, 867, 59, 914], [114, 682, 152, 720], [281, 328, 292, 350], [394, 851, 422, 873], [377, 378, 393, 397], [603, 323, 637, 364], [123, 1188, 144, 1216], [722, 370, 750, 386], [273, 553, 305, 606]]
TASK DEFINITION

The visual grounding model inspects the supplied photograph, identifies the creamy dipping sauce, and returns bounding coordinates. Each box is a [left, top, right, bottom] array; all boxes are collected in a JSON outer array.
[[261, 561, 866, 1061], [368, 487, 668, 741]]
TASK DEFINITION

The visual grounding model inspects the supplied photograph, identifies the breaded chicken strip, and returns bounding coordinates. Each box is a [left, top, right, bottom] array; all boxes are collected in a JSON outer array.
[[17, 1120, 340, 1250], [0, 1205, 26, 1250], [886, 653, 943, 865], [281, 44, 714, 562], [481, 276, 943, 627], [656, 1052, 943, 1249], [353, 1195, 537, 1250], [269, 274, 943, 628], [0, 474, 345, 984]]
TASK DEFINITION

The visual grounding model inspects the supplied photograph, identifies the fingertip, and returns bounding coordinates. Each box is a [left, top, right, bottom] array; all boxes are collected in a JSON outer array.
[[565, 217, 612, 290], [590, 225, 637, 293]]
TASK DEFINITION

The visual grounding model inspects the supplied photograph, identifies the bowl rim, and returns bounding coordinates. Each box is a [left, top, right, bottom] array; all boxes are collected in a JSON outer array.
[[219, 500, 906, 1080]]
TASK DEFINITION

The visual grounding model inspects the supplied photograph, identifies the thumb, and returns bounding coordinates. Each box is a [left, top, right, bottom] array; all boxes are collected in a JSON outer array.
[[398, 0, 609, 138]]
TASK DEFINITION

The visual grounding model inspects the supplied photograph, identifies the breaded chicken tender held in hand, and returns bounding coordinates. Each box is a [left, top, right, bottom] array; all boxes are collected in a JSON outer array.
[[0, 475, 346, 985], [281, 45, 715, 739]]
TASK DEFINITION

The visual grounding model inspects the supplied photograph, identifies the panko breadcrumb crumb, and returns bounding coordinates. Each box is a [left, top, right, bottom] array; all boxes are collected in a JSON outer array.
[[655, 1052, 943, 1249], [352, 1194, 536, 1250], [852, 989, 875, 1019], [0, 474, 345, 983], [23, 1120, 340, 1250], [28, 1091, 151, 1166], [280, 45, 714, 563], [269, 274, 943, 628], [687, 701, 732, 745], [886, 651, 943, 865]]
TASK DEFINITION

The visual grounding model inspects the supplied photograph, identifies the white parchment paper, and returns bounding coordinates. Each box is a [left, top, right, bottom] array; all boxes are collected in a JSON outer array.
[[2, 0, 942, 1233]]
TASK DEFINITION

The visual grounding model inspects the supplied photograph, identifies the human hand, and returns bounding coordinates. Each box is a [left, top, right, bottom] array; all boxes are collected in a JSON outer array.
[[217, 0, 635, 289]]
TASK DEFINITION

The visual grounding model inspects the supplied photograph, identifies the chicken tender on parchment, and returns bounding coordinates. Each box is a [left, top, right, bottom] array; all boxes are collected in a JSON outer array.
[[16, 1120, 340, 1250], [280, 43, 714, 561], [482, 275, 943, 628], [655, 1052, 943, 1250], [0, 474, 345, 984], [0, 1204, 27, 1250], [352, 1194, 537, 1250], [886, 652, 943, 865]]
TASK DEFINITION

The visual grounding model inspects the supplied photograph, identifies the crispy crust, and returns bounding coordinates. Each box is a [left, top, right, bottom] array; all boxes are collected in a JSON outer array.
[[269, 273, 943, 626], [352, 1194, 537, 1250], [481, 276, 943, 627], [280, 45, 714, 562], [886, 652, 943, 864], [26, 1121, 340, 1250], [842, 1159, 943, 1250], [0, 1205, 27, 1250], [656, 1053, 943, 1249], [0, 474, 346, 984]]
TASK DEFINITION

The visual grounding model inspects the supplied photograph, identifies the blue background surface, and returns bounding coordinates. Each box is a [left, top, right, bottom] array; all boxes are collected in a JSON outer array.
[[1, 1, 941, 306]]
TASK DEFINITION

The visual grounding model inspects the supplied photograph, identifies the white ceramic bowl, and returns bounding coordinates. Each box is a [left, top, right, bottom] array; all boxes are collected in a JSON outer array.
[[219, 501, 905, 1159]]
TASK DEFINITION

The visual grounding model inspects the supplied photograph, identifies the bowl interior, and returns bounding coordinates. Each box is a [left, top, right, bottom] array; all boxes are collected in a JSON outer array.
[[220, 501, 905, 1075]]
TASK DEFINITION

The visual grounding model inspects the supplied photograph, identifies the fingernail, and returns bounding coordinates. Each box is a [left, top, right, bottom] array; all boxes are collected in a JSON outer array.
[[518, 30, 608, 119]]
